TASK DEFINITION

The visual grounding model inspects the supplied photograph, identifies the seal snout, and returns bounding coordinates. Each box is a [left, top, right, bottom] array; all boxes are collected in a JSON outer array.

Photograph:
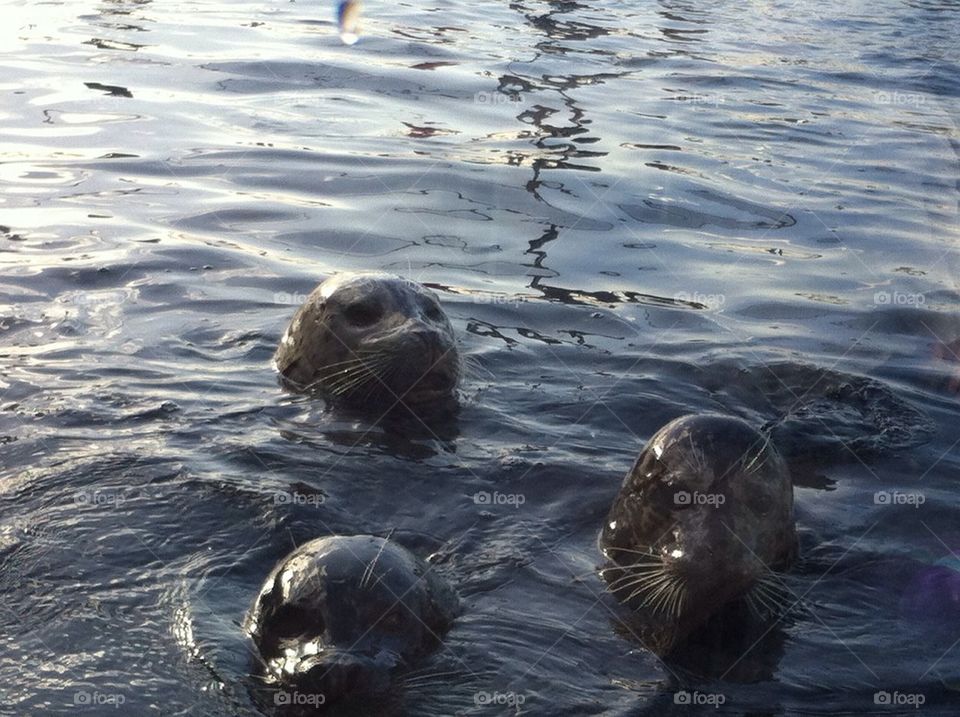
[[299, 650, 394, 699]]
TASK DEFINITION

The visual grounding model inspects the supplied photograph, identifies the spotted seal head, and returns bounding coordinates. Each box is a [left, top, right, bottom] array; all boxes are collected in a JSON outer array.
[[600, 414, 797, 654], [245, 535, 460, 705], [274, 273, 459, 409]]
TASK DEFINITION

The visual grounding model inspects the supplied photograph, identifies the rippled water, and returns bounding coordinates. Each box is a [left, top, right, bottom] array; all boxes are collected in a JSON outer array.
[[1, 0, 959, 714]]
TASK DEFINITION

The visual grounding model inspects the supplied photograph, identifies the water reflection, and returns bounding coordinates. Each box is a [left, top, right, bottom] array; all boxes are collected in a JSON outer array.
[[82, 0, 154, 35], [83, 81, 133, 98], [507, 0, 617, 192]]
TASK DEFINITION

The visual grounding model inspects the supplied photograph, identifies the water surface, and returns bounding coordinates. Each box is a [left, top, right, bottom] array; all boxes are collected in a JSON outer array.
[[1, 0, 959, 714]]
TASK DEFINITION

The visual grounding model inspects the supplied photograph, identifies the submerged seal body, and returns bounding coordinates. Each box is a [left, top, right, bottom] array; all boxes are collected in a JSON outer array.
[[274, 273, 459, 408], [245, 535, 459, 705], [600, 414, 796, 654]]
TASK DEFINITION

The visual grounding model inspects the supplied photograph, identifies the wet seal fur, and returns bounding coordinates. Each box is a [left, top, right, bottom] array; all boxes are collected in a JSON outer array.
[[274, 273, 459, 410], [245, 535, 459, 708], [600, 413, 797, 655]]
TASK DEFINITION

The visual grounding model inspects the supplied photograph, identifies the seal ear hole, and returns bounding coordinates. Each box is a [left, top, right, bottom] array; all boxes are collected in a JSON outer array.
[[344, 301, 384, 327], [380, 607, 406, 632], [270, 604, 324, 638], [745, 492, 773, 516]]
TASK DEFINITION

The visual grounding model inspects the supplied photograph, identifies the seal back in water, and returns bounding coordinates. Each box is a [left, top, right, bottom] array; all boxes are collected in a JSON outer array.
[[245, 535, 459, 706], [600, 413, 796, 654], [274, 273, 459, 409]]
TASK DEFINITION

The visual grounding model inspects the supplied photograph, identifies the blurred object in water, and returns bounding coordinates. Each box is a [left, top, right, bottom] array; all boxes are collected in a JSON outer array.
[[337, 0, 362, 45], [932, 337, 960, 395]]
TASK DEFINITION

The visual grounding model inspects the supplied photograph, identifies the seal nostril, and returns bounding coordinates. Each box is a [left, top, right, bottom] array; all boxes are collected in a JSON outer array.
[[307, 655, 381, 699]]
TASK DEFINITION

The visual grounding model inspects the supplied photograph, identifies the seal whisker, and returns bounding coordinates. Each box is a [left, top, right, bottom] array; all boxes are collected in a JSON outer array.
[[683, 434, 710, 477], [311, 355, 386, 381], [636, 577, 674, 615], [604, 565, 668, 591], [751, 574, 796, 616], [647, 575, 682, 615], [301, 356, 388, 394], [745, 584, 777, 617], [744, 589, 763, 618], [600, 560, 664, 575], [326, 367, 379, 395], [364, 359, 403, 401], [460, 354, 495, 381], [659, 579, 681, 618], [613, 569, 672, 594], [360, 537, 390, 589], [669, 579, 687, 618], [322, 364, 373, 388], [618, 567, 674, 589], [664, 577, 686, 618], [621, 571, 676, 604], [314, 354, 382, 371], [738, 438, 770, 476], [324, 355, 394, 397], [600, 557, 664, 570], [400, 670, 463, 687], [343, 353, 395, 393], [744, 574, 791, 618], [603, 546, 664, 559]]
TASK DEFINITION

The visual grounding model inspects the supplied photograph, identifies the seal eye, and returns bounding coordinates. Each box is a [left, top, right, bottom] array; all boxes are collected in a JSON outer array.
[[422, 300, 444, 322], [344, 301, 383, 327], [270, 604, 324, 638]]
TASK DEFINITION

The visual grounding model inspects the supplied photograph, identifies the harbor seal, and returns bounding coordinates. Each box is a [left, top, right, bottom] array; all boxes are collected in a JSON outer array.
[[245, 535, 460, 706], [274, 273, 459, 409], [600, 413, 797, 655]]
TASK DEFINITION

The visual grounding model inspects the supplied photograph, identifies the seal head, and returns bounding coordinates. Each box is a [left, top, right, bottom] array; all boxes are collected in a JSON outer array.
[[246, 535, 459, 704], [600, 414, 796, 653], [274, 273, 459, 409]]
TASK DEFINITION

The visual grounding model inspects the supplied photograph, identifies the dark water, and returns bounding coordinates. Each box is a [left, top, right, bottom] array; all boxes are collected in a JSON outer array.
[[1, 0, 959, 714]]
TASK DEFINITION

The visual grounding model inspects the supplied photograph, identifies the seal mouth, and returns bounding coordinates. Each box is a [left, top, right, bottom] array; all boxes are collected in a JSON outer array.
[[403, 365, 458, 403], [268, 641, 399, 700]]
